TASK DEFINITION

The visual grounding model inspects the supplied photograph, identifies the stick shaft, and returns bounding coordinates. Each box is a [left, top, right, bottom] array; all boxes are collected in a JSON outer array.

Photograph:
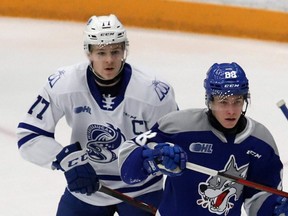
[[186, 162, 288, 198], [277, 99, 288, 120], [99, 185, 157, 214]]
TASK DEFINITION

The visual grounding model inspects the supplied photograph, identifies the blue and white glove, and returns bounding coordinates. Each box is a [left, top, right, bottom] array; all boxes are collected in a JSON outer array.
[[142, 142, 187, 177], [274, 197, 288, 216], [52, 142, 100, 196]]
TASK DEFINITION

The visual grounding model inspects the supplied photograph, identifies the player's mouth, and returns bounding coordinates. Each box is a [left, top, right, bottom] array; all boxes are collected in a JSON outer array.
[[225, 118, 236, 121], [105, 67, 114, 71]]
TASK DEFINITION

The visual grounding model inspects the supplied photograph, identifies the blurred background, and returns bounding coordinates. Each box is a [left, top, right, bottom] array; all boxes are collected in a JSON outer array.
[[1, 1, 288, 215]]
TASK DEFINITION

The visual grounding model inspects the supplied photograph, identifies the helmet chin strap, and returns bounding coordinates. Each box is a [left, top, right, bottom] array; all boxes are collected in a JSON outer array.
[[242, 99, 249, 115]]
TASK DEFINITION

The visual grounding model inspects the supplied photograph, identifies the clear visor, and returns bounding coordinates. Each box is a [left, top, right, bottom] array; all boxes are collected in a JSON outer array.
[[89, 42, 128, 61], [209, 95, 247, 111]]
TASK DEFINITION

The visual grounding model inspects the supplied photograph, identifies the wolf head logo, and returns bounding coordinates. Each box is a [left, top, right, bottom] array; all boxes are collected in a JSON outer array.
[[197, 155, 248, 215]]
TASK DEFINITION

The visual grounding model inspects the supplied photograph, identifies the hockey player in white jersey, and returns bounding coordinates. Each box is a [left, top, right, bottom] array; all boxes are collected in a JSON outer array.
[[119, 62, 288, 215], [16, 14, 178, 216]]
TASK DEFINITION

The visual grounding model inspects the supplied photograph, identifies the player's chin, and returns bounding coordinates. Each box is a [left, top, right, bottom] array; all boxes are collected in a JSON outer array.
[[103, 71, 117, 79], [104, 69, 118, 79], [222, 119, 237, 129]]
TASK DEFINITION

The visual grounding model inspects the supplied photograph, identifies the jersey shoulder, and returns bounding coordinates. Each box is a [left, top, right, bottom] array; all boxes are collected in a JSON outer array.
[[157, 108, 208, 133], [246, 117, 278, 153], [126, 64, 176, 106], [44, 61, 89, 95]]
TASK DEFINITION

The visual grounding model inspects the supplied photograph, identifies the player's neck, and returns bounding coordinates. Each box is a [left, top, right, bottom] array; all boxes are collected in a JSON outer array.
[[96, 77, 122, 97]]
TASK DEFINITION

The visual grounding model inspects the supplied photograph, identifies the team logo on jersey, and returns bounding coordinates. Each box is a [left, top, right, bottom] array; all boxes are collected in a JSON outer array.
[[86, 123, 125, 163], [102, 94, 116, 110], [152, 80, 170, 101], [197, 155, 248, 215], [48, 70, 65, 88], [189, 142, 213, 154]]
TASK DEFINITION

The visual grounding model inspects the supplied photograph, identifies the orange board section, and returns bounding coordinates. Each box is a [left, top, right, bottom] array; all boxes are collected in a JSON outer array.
[[1, 0, 288, 42]]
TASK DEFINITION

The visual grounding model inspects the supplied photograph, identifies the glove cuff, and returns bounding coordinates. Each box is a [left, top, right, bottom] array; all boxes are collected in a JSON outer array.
[[143, 158, 159, 175], [52, 142, 89, 171]]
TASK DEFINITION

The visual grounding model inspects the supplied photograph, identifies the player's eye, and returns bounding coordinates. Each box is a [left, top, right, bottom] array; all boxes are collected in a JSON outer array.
[[97, 51, 105, 56]]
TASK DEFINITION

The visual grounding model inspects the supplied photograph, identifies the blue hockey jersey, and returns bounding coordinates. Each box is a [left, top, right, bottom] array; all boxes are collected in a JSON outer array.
[[119, 108, 283, 215]]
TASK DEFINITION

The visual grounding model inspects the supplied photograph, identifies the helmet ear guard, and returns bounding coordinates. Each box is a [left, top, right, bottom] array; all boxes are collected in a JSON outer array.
[[204, 62, 250, 108]]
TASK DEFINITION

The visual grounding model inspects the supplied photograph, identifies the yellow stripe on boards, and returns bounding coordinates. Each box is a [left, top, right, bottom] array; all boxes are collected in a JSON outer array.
[[0, 0, 288, 42]]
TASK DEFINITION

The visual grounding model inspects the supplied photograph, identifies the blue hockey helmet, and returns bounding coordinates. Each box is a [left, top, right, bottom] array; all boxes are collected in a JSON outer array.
[[204, 62, 249, 105]]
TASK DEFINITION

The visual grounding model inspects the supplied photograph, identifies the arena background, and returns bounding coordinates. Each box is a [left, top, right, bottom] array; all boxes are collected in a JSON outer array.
[[1, 0, 288, 42], [1, 1, 288, 216]]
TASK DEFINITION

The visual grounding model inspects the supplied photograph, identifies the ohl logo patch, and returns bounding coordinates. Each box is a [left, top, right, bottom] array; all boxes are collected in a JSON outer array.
[[189, 142, 213, 154], [86, 123, 125, 163], [74, 106, 91, 114]]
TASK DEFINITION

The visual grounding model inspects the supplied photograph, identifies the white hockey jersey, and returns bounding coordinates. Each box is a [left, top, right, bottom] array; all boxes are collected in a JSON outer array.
[[16, 61, 178, 206]]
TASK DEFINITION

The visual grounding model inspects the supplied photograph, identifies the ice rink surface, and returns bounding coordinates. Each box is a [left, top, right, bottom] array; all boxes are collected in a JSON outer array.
[[1, 17, 288, 215]]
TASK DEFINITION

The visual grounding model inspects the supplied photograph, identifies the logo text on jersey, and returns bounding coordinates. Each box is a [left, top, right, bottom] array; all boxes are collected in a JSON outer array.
[[246, 150, 262, 159], [189, 142, 213, 154], [74, 106, 91, 114]]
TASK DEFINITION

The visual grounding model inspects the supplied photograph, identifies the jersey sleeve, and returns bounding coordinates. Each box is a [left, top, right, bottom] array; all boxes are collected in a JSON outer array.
[[118, 140, 149, 184], [147, 83, 178, 129], [243, 153, 283, 215], [16, 79, 65, 168], [119, 127, 168, 184], [243, 124, 283, 215]]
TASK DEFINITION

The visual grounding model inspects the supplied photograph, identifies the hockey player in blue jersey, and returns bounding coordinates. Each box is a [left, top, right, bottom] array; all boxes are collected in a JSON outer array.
[[119, 62, 288, 215], [16, 14, 178, 216]]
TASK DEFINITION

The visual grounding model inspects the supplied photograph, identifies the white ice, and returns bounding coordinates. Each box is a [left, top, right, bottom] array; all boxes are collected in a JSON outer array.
[[1, 17, 288, 216]]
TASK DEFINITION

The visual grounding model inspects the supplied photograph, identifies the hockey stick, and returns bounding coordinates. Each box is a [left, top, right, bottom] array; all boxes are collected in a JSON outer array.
[[98, 185, 157, 214], [185, 162, 288, 198], [277, 99, 288, 120]]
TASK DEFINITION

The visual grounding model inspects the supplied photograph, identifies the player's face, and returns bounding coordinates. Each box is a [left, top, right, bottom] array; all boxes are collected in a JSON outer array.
[[88, 43, 125, 80], [210, 95, 244, 129]]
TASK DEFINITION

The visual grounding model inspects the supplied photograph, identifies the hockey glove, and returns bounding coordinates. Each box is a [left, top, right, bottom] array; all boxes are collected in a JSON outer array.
[[142, 142, 187, 177], [52, 142, 99, 196], [274, 197, 288, 216]]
